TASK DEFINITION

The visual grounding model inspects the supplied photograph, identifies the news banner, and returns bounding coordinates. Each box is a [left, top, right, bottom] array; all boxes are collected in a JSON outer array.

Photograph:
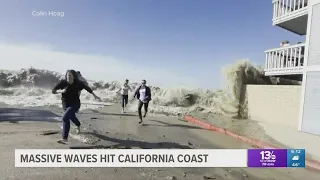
[[15, 149, 305, 168]]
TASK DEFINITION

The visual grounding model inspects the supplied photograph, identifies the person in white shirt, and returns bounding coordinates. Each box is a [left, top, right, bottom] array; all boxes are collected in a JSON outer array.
[[280, 40, 289, 47], [117, 79, 132, 113]]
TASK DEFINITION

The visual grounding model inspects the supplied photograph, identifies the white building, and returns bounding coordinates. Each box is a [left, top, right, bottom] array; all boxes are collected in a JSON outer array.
[[264, 0, 320, 135]]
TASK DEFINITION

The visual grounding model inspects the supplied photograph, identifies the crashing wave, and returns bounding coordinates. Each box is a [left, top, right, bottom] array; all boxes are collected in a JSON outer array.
[[0, 68, 63, 88], [0, 61, 301, 117]]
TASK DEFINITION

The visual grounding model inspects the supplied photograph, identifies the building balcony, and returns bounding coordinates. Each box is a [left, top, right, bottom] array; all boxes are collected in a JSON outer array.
[[264, 43, 305, 76], [272, 0, 308, 35]]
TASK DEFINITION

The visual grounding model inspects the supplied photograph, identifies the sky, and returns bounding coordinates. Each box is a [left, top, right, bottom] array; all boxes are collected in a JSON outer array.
[[0, 0, 305, 89]]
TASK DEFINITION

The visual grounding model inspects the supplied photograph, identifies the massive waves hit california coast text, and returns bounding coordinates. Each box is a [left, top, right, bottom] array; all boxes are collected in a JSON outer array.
[[0, 60, 301, 117]]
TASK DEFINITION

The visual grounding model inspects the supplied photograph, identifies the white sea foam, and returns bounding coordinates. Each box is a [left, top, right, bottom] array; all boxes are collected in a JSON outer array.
[[0, 60, 301, 117]]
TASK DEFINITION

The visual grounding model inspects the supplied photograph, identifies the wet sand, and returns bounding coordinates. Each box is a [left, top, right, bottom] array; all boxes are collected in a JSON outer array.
[[1, 104, 320, 180], [189, 111, 320, 161], [189, 111, 283, 146]]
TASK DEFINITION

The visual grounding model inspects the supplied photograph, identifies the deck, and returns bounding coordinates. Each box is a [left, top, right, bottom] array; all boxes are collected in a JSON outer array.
[[264, 43, 305, 76], [272, 0, 308, 35]]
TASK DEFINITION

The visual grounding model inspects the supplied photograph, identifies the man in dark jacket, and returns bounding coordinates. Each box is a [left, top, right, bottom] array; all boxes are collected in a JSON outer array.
[[133, 79, 151, 124]]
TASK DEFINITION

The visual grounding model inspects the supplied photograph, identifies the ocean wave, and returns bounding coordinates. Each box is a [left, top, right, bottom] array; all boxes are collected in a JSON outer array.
[[0, 61, 301, 117]]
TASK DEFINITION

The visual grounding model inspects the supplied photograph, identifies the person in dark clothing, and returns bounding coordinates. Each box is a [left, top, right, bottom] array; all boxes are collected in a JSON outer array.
[[77, 71, 88, 86], [133, 79, 151, 124], [75, 71, 89, 113], [52, 69, 101, 144]]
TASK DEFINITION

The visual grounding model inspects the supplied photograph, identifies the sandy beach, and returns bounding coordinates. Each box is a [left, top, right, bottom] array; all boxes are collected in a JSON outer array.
[[189, 111, 320, 162], [1, 104, 319, 180]]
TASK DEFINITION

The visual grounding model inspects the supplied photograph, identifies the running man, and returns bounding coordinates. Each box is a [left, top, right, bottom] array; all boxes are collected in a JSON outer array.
[[133, 79, 151, 124], [52, 69, 101, 144], [77, 71, 88, 86], [76, 71, 89, 113], [116, 79, 132, 113], [77, 71, 88, 96]]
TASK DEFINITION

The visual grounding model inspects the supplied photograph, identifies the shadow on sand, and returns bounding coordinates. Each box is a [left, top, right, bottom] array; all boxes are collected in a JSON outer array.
[[70, 131, 192, 149], [0, 108, 60, 123], [83, 110, 138, 117], [141, 119, 206, 130], [81, 103, 111, 106]]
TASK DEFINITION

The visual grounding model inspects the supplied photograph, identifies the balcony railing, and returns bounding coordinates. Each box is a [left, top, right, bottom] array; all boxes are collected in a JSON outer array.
[[273, 0, 308, 22], [264, 43, 305, 75]]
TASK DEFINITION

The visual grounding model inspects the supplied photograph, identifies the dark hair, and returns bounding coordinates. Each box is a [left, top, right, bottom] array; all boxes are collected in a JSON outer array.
[[77, 71, 81, 75], [65, 69, 80, 82]]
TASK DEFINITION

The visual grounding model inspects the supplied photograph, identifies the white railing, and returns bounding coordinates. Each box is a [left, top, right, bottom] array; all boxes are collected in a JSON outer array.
[[273, 0, 308, 21], [265, 43, 305, 74]]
